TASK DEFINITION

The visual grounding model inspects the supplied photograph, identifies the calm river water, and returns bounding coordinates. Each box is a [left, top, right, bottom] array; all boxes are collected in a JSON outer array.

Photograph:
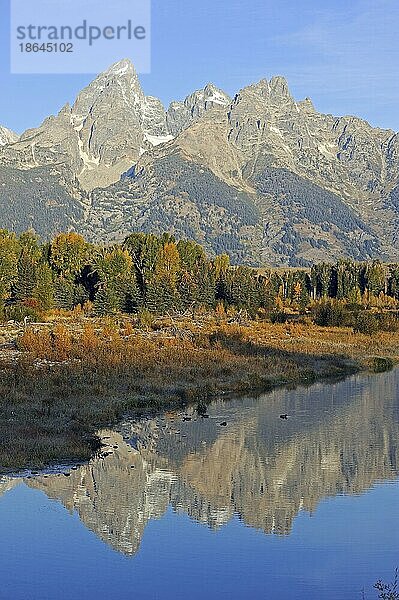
[[0, 370, 398, 599]]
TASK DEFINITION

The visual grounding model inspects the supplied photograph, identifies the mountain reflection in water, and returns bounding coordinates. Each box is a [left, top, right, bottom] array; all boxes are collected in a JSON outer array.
[[1, 370, 399, 557]]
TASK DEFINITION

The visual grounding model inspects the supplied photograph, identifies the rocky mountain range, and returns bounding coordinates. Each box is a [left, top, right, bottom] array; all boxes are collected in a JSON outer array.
[[1, 58, 399, 266]]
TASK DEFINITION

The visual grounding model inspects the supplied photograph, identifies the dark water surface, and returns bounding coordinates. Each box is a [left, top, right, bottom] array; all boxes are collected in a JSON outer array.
[[1, 370, 399, 599]]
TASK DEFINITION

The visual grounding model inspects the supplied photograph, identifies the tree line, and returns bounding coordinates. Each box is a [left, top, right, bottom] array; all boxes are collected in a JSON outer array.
[[1, 229, 399, 320]]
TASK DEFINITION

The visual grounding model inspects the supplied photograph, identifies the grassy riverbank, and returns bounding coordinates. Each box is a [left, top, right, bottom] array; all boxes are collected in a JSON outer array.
[[1, 313, 398, 473]]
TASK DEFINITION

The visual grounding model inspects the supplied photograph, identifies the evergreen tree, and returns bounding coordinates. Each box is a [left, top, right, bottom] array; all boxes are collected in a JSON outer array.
[[224, 267, 261, 314], [34, 263, 55, 310], [2, 227, 399, 320], [93, 284, 120, 315], [363, 261, 388, 296], [336, 260, 360, 299], [13, 250, 38, 302], [123, 233, 163, 295], [92, 247, 140, 313], [389, 265, 399, 299], [214, 254, 230, 303], [0, 230, 21, 302], [54, 278, 89, 310], [257, 273, 277, 310]]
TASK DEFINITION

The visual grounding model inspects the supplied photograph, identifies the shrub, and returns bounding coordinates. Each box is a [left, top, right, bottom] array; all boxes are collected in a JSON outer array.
[[79, 324, 100, 354], [311, 300, 350, 327], [270, 310, 288, 324], [82, 300, 94, 315], [215, 302, 226, 317], [4, 302, 41, 323], [51, 324, 73, 361], [353, 312, 379, 335], [377, 312, 399, 332], [122, 320, 134, 336], [17, 328, 52, 357], [295, 315, 313, 326], [137, 309, 155, 330], [18, 324, 74, 361], [367, 356, 394, 373]]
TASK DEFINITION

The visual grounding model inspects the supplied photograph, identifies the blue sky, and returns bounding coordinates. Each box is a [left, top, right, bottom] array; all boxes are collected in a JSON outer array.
[[1, 0, 398, 133]]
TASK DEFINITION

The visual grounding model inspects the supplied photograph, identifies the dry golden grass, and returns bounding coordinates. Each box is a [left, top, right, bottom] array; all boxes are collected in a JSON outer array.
[[1, 314, 397, 473], [235, 320, 399, 365]]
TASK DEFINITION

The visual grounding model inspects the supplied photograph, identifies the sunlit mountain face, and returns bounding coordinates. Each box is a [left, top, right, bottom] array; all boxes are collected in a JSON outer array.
[[1, 59, 399, 266]]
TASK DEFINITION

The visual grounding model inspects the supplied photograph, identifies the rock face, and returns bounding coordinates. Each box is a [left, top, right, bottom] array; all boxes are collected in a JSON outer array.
[[166, 83, 231, 136], [0, 58, 399, 266], [0, 60, 171, 192], [0, 126, 18, 146]]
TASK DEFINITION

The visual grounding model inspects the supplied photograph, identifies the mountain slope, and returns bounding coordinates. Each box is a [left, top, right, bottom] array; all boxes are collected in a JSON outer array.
[[0, 126, 18, 146], [0, 59, 398, 266]]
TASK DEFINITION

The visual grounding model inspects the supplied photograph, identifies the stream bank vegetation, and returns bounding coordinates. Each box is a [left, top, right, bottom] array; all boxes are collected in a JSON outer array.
[[1, 229, 399, 471]]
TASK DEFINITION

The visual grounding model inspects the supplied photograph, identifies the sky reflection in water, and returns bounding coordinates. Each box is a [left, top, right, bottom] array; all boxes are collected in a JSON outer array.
[[0, 369, 398, 600]]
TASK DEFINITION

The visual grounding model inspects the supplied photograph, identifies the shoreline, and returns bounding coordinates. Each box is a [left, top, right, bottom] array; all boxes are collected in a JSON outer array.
[[0, 315, 397, 474], [2, 370, 358, 480]]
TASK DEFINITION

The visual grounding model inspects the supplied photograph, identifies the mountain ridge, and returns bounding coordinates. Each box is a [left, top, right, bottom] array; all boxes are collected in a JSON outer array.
[[0, 125, 18, 146], [0, 58, 398, 266]]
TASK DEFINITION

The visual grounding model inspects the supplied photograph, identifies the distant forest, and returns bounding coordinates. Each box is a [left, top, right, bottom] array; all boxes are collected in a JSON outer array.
[[1, 229, 399, 321]]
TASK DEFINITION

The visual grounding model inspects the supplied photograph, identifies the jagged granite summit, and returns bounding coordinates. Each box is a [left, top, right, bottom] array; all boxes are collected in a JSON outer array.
[[0, 126, 18, 146], [0, 58, 398, 266]]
